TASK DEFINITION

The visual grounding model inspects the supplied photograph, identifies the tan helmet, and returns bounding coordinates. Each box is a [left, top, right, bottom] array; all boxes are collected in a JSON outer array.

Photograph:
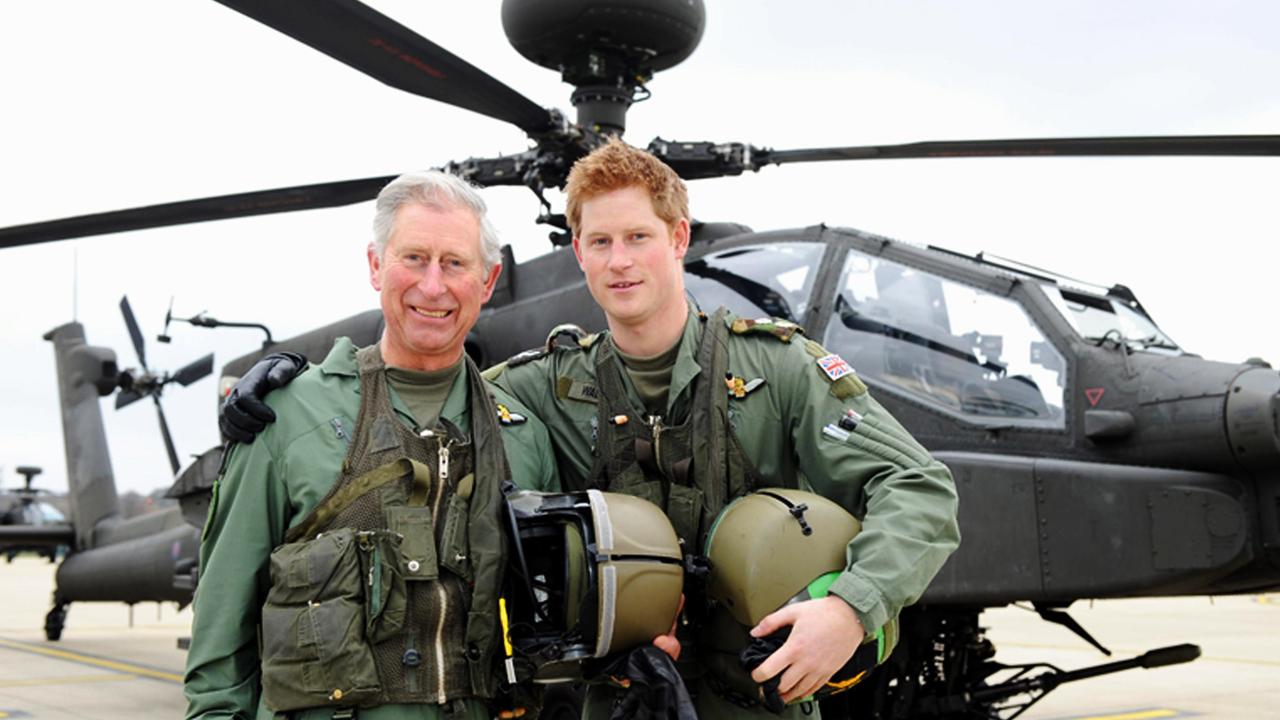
[[704, 488, 899, 703], [705, 488, 861, 627], [503, 489, 683, 682]]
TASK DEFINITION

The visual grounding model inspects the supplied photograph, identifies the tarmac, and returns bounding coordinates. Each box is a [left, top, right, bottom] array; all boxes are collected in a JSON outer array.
[[1, 555, 1277, 719]]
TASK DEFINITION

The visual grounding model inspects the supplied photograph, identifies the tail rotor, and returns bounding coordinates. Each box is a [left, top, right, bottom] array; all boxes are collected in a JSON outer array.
[[115, 296, 214, 476]]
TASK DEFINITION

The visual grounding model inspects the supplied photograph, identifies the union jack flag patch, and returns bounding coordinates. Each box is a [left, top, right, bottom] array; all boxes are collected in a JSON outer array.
[[817, 353, 853, 381]]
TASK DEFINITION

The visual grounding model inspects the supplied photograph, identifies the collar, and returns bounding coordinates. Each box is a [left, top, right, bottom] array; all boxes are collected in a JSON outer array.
[[318, 337, 470, 433], [609, 301, 704, 417], [666, 302, 706, 413], [318, 337, 360, 378]]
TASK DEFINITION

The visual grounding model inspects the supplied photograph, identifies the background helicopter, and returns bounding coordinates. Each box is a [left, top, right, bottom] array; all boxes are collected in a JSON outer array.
[[0, 466, 70, 563], [1, 0, 1278, 718], [0, 297, 216, 639]]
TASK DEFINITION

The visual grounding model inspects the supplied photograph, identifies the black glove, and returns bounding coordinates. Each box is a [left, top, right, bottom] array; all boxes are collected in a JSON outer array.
[[741, 625, 881, 714], [601, 645, 697, 720], [219, 352, 307, 444], [739, 628, 790, 714]]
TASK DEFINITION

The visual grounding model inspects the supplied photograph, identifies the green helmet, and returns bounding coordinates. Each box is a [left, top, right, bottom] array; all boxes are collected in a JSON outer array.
[[705, 488, 862, 627], [704, 488, 899, 704], [503, 489, 684, 682]]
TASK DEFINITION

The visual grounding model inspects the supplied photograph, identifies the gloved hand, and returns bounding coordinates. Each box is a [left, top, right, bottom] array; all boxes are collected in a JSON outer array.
[[219, 352, 307, 443], [740, 629, 790, 714], [740, 625, 881, 714]]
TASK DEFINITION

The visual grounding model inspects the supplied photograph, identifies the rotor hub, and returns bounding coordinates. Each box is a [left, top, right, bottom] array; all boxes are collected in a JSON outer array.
[[502, 0, 705, 133]]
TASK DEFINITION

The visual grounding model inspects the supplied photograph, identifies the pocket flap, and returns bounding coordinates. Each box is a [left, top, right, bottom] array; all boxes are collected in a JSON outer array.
[[386, 506, 439, 581]]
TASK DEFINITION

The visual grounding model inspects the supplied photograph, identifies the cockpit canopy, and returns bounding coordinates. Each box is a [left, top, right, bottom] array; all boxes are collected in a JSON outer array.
[[683, 239, 1181, 430]]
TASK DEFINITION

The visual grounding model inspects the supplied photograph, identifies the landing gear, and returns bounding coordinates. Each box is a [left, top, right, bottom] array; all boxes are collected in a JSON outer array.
[[824, 606, 995, 719], [45, 594, 68, 641], [822, 606, 1200, 720]]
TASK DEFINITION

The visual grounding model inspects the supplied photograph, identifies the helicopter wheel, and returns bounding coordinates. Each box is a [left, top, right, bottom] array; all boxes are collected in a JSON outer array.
[[44, 597, 68, 641]]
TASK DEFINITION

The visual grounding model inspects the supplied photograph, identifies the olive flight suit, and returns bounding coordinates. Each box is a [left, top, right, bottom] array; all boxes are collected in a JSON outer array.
[[186, 338, 558, 720], [487, 305, 960, 719]]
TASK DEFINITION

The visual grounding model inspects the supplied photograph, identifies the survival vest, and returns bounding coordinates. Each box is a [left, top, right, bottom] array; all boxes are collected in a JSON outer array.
[[259, 346, 509, 713], [584, 308, 809, 702], [586, 307, 774, 547]]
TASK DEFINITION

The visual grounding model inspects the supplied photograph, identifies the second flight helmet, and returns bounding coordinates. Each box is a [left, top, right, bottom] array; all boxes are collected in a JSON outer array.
[[502, 488, 684, 683]]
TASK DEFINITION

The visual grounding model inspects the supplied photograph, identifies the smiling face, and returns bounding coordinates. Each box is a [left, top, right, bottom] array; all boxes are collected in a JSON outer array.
[[368, 202, 500, 371], [573, 185, 690, 339]]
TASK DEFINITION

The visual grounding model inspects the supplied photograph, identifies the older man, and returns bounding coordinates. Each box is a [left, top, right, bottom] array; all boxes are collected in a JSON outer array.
[[185, 171, 557, 719]]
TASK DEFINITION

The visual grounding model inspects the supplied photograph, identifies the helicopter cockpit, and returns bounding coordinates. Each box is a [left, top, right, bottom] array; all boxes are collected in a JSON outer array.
[[825, 252, 1066, 424], [683, 240, 1068, 427]]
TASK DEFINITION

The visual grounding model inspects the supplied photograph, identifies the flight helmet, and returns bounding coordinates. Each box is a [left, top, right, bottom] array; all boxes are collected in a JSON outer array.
[[503, 488, 684, 682], [704, 488, 898, 704]]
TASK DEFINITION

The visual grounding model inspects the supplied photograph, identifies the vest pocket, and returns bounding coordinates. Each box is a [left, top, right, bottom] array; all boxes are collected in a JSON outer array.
[[386, 506, 439, 581], [261, 528, 382, 711], [666, 484, 705, 547], [610, 476, 704, 546], [610, 476, 664, 513], [355, 530, 407, 644]]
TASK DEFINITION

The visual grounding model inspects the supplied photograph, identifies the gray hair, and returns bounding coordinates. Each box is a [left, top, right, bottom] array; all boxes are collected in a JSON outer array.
[[371, 171, 501, 270]]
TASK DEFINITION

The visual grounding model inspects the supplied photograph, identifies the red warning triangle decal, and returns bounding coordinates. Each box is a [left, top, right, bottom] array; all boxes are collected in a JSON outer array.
[[1084, 387, 1105, 407]]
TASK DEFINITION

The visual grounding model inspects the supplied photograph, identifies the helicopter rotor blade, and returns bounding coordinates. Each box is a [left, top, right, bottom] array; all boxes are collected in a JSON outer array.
[[153, 395, 181, 477], [212, 0, 555, 135], [173, 353, 215, 387], [119, 296, 148, 370], [650, 135, 1280, 180], [753, 135, 1280, 167], [0, 175, 397, 249]]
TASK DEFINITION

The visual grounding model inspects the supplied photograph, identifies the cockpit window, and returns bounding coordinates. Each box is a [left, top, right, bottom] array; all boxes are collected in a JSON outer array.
[[684, 243, 823, 322], [1047, 288, 1181, 355], [17, 501, 65, 525], [824, 250, 1066, 425]]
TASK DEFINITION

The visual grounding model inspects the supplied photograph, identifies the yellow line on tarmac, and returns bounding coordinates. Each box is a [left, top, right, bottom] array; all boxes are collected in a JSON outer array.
[[0, 673, 128, 688], [1069, 710, 1178, 720], [0, 638, 182, 684]]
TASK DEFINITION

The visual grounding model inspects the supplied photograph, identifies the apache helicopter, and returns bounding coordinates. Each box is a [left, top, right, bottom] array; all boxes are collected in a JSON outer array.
[[1, 1, 1278, 717], [0, 298, 218, 639], [0, 465, 70, 563]]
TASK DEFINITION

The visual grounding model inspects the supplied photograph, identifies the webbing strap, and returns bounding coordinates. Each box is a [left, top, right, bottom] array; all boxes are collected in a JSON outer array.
[[284, 458, 428, 543]]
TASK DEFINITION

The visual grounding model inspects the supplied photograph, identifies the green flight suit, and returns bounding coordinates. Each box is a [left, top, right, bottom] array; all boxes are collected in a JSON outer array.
[[488, 306, 960, 719], [185, 338, 559, 720]]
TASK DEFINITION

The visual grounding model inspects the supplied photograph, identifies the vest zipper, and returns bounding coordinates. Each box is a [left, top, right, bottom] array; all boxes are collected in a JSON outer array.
[[649, 415, 664, 469], [433, 582, 449, 703], [432, 436, 451, 703]]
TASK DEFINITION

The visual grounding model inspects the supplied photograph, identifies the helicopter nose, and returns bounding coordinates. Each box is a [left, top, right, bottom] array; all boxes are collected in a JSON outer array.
[[1225, 365, 1280, 472]]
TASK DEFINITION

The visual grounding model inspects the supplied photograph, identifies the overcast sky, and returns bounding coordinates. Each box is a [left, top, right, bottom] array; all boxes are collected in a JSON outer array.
[[1, 1, 1277, 495]]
